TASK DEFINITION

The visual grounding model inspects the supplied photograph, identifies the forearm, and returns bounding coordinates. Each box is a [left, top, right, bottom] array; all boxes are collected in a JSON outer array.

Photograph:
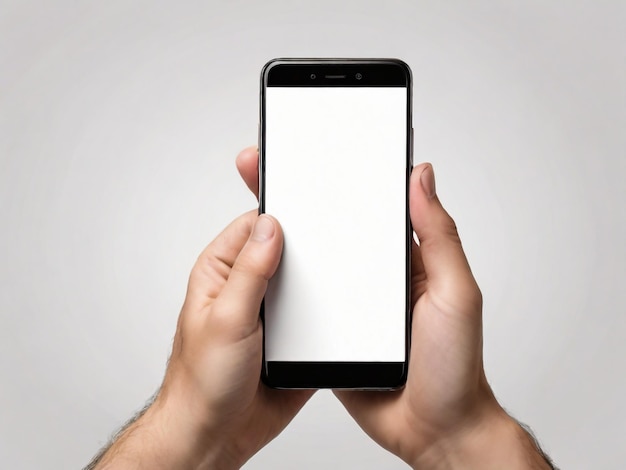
[[412, 410, 556, 470], [86, 395, 236, 470]]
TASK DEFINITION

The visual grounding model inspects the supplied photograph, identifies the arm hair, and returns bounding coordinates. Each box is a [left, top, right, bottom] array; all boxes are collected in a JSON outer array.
[[83, 390, 158, 470]]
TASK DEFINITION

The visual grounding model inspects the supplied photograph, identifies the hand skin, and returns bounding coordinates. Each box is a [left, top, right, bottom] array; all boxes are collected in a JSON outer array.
[[89, 146, 554, 470], [91, 211, 314, 469], [236, 146, 554, 469]]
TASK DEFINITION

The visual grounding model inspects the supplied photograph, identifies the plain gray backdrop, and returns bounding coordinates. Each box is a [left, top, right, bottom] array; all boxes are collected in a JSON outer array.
[[1, 1, 624, 468]]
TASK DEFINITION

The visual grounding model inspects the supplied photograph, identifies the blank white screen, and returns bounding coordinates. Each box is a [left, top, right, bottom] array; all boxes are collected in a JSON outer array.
[[264, 87, 407, 362]]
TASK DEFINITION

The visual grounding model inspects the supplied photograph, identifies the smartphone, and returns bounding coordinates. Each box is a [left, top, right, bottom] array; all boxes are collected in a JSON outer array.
[[259, 58, 412, 389]]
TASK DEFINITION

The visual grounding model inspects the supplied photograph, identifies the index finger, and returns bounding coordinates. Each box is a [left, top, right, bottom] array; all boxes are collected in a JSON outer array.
[[236, 146, 260, 199]]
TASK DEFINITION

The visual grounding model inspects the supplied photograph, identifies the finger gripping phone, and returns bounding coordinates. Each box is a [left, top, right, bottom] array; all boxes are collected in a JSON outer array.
[[259, 58, 412, 389]]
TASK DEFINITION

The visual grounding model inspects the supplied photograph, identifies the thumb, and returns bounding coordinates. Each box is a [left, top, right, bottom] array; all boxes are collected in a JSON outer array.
[[209, 214, 283, 341], [410, 164, 479, 306]]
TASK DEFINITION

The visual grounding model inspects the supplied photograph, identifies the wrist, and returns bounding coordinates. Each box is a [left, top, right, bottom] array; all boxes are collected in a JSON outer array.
[[145, 391, 241, 470], [95, 392, 238, 470], [411, 407, 552, 470]]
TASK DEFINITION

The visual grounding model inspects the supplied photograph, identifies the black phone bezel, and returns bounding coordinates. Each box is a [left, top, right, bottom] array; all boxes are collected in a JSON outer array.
[[259, 58, 413, 390]]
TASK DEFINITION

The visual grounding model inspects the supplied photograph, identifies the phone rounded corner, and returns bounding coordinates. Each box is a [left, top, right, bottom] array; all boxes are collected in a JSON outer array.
[[397, 367, 409, 389], [387, 58, 413, 86], [382, 371, 408, 391], [260, 58, 284, 85], [260, 365, 275, 388]]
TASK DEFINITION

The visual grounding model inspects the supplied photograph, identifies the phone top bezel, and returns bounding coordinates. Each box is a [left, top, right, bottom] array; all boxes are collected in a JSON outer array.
[[259, 58, 413, 390], [262, 57, 410, 87]]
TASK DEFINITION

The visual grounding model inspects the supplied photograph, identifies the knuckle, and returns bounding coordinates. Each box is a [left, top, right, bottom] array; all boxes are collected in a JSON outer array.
[[440, 212, 460, 241], [233, 250, 271, 282], [419, 210, 461, 247], [188, 252, 231, 300], [431, 274, 483, 318], [208, 297, 261, 341], [196, 252, 231, 280], [208, 297, 236, 332]]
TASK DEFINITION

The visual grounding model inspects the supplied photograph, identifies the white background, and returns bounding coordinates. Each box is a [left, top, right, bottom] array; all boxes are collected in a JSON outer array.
[[264, 87, 406, 362], [0, 1, 624, 469]]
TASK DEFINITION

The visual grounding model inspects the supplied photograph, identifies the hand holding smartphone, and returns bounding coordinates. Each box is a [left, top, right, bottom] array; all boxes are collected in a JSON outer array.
[[260, 59, 413, 389]]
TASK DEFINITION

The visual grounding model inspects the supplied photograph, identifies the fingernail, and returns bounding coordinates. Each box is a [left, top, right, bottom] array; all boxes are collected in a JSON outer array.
[[420, 164, 436, 199], [252, 215, 275, 242]]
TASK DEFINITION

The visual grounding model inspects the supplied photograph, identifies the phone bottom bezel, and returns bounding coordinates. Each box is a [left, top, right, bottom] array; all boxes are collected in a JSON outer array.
[[262, 361, 407, 390]]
